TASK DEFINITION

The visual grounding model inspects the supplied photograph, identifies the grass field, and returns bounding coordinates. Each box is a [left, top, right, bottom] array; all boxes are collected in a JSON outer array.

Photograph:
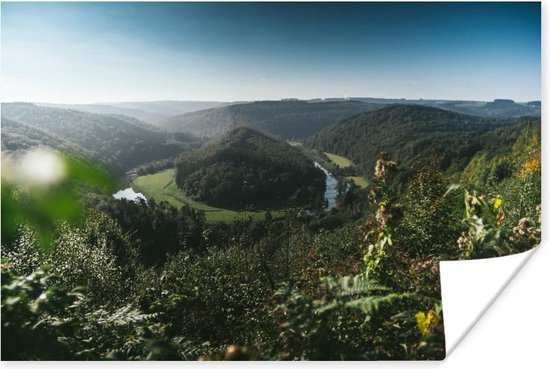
[[132, 169, 271, 222], [345, 176, 369, 189], [324, 152, 353, 168], [287, 140, 303, 147]]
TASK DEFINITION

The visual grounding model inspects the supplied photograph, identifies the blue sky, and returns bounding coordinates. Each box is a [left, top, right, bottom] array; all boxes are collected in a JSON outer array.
[[1, 2, 541, 103]]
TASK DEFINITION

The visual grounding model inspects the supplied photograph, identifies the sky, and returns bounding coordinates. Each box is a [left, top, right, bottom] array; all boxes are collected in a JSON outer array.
[[0, 2, 541, 103]]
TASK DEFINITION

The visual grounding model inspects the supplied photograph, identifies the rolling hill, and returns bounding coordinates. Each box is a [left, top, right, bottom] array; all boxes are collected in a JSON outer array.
[[307, 105, 537, 183], [1, 103, 184, 174], [161, 100, 384, 139], [1, 117, 89, 156], [175, 127, 325, 209]]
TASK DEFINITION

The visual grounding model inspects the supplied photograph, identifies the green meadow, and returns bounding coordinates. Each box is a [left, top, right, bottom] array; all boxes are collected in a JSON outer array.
[[287, 140, 303, 147], [324, 152, 353, 168], [132, 168, 271, 222], [345, 176, 369, 188]]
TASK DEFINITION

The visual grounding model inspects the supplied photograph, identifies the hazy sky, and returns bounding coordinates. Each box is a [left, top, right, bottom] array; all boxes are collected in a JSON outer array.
[[1, 2, 541, 103]]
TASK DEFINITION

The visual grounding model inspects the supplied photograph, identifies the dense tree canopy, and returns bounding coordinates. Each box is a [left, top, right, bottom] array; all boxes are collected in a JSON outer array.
[[161, 100, 384, 139], [175, 127, 325, 209], [307, 105, 538, 186]]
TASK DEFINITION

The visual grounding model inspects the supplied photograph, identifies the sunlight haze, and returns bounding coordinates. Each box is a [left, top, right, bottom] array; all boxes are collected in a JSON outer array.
[[1, 2, 541, 103]]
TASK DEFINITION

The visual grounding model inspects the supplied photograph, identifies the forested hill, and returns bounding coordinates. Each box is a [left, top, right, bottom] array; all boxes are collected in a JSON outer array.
[[307, 104, 538, 182], [176, 127, 325, 209], [161, 100, 384, 139], [1, 117, 89, 156], [1, 103, 184, 174]]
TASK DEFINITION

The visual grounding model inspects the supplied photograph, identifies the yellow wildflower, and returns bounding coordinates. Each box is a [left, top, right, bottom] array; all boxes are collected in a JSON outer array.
[[519, 157, 541, 178], [415, 311, 434, 336]]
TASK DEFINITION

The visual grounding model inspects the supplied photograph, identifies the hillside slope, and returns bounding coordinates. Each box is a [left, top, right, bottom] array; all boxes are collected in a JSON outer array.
[[162, 100, 384, 139], [1, 103, 183, 173], [176, 127, 325, 209], [1, 118, 89, 156], [307, 105, 535, 182]]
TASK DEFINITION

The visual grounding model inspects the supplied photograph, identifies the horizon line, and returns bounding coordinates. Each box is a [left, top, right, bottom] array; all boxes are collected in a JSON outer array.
[[1, 96, 542, 105]]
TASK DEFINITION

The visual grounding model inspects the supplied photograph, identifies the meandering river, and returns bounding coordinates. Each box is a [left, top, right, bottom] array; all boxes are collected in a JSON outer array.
[[113, 162, 338, 211]]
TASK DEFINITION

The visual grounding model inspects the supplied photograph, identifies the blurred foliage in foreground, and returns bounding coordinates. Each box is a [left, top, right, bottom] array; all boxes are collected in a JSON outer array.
[[2, 149, 117, 250]]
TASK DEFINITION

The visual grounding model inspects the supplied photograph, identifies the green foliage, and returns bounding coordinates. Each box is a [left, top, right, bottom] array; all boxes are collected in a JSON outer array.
[[1, 266, 79, 360], [359, 154, 397, 278], [149, 247, 272, 344], [2, 152, 117, 250], [399, 159, 463, 258], [91, 196, 206, 265], [64, 301, 183, 360], [272, 275, 441, 360], [450, 187, 540, 259], [455, 189, 507, 258], [1, 263, 189, 360], [4, 212, 139, 305], [50, 214, 137, 304], [452, 124, 541, 258]]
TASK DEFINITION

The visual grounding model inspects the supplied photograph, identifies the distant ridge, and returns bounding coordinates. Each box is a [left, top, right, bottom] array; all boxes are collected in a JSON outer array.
[[161, 100, 384, 139], [35, 100, 233, 125], [311, 97, 540, 118]]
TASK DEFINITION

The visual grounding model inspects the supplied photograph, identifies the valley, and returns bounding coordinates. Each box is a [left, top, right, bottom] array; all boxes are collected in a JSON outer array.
[[128, 156, 340, 222], [1, 2, 541, 362], [2, 97, 541, 361], [131, 168, 274, 222]]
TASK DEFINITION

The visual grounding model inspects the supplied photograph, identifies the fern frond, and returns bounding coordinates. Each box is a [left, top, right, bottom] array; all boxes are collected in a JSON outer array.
[[346, 292, 413, 314]]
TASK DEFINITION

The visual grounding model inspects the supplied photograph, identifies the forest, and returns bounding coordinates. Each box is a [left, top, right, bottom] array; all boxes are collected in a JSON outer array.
[[175, 127, 325, 209], [1, 101, 541, 360], [307, 105, 539, 185]]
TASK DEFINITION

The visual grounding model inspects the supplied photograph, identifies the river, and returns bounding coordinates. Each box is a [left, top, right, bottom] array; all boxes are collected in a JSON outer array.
[[112, 187, 147, 203], [113, 163, 337, 211], [314, 161, 338, 210]]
